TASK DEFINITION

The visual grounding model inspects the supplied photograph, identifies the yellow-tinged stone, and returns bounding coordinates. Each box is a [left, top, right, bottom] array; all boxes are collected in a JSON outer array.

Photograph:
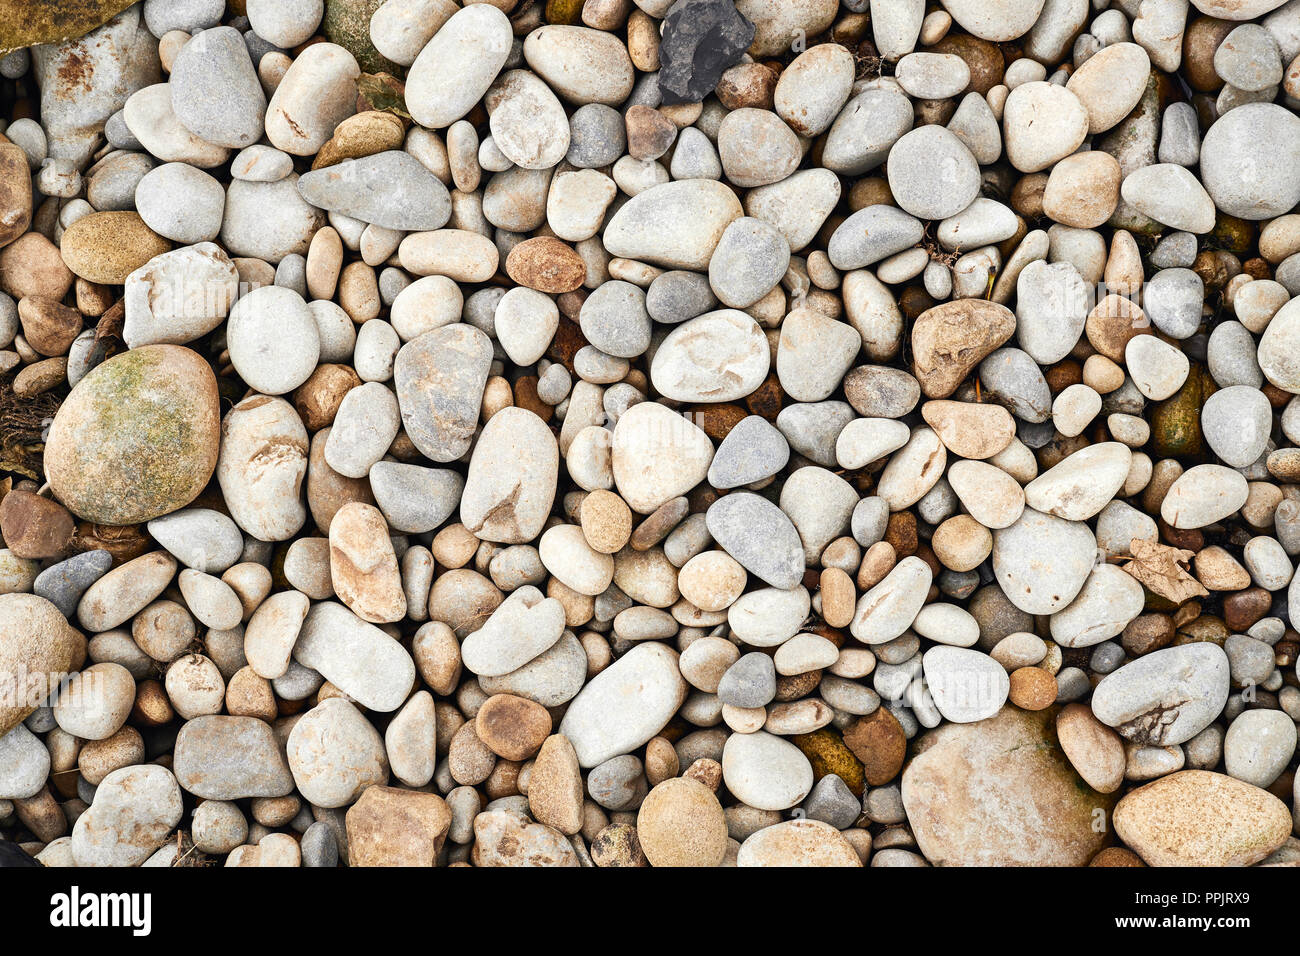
[[59, 211, 171, 284]]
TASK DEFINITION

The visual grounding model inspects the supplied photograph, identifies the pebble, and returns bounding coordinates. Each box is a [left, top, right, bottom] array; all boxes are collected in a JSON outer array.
[[1091, 643, 1231, 745], [71, 765, 184, 867], [721, 731, 814, 811]]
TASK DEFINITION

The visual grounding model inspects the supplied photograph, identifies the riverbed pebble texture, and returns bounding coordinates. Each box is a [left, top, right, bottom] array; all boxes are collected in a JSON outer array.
[[3, 0, 1300, 869]]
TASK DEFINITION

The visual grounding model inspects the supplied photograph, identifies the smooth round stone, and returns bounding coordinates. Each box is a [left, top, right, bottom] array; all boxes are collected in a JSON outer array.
[[737, 818, 861, 867], [45, 345, 218, 525], [218, 395, 309, 542], [53, 662, 134, 740], [612, 401, 713, 514], [717, 652, 777, 708], [603, 179, 743, 270], [292, 601, 414, 710], [231, 145, 293, 182], [1065, 42, 1150, 134], [328, 502, 406, 624], [940, 0, 1044, 40], [0, 723, 50, 799], [647, 271, 718, 325], [169, 25, 266, 149], [406, 5, 513, 129], [946, 459, 1025, 529], [264, 43, 360, 156], [886, 125, 980, 221], [539, 524, 614, 596], [227, 286, 320, 395], [286, 698, 388, 808], [247, 0, 322, 47], [394, 324, 493, 463], [321, 382, 399, 479], [821, 90, 914, 175], [1014, 261, 1087, 364], [709, 217, 790, 310], [558, 642, 687, 768], [1207, 321, 1263, 388], [221, 176, 326, 264], [1160, 464, 1250, 529], [850, 556, 932, 645], [1224, 710, 1296, 788], [921, 647, 1009, 723], [835, 418, 911, 470], [146, 508, 243, 574], [717, 108, 801, 189], [1200, 103, 1300, 220], [297, 151, 452, 231], [578, 281, 651, 358], [938, 199, 1019, 251], [1143, 267, 1203, 338], [707, 415, 789, 488], [523, 24, 635, 106], [1202, 385, 1272, 468], [460, 407, 557, 543], [895, 51, 970, 99], [123, 242, 239, 349], [1113, 770, 1291, 867], [992, 508, 1096, 615], [133, 162, 224, 243], [1092, 644, 1230, 746], [244, 590, 309, 680], [1125, 335, 1189, 402], [773, 43, 855, 137], [1050, 564, 1146, 648], [827, 204, 924, 270], [566, 104, 626, 168], [71, 765, 184, 867], [484, 69, 569, 170], [727, 586, 811, 647], [637, 777, 728, 867], [1258, 297, 1300, 393], [721, 730, 814, 812], [1120, 164, 1216, 234], [777, 308, 861, 403], [705, 492, 805, 590], [651, 309, 769, 403], [1002, 82, 1089, 173], [875, 426, 947, 510], [777, 401, 856, 466], [844, 367, 921, 419], [1024, 442, 1131, 521]]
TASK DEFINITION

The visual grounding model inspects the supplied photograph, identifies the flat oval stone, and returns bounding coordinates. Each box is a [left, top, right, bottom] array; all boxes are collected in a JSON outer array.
[[1200, 103, 1300, 220], [460, 585, 566, 677], [293, 601, 415, 711], [728, 586, 811, 647], [707, 414, 789, 488], [850, 555, 932, 645], [603, 179, 743, 270], [558, 642, 688, 767], [146, 508, 243, 574], [992, 508, 1096, 614], [369, 462, 462, 535], [0, 593, 85, 735], [405, 5, 513, 129], [123, 242, 239, 348], [286, 697, 388, 808], [264, 43, 360, 156], [523, 25, 635, 106], [297, 151, 452, 231], [169, 25, 265, 148], [173, 715, 294, 799], [1023, 442, 1131, 520], [1114, 770, 1291, 866], [1259, 297, 1300, 393], [721, 730, 813, 811], [705, 492, 806, 590], [1159, 464, 1250, 529], [45, 344, 219, 525], [651, 309, 770, 403], [394, 324, 492, 463], [486, 69, 570, 170], [1091, 643, 1230, 745], [922, 646, 1010, 723], [479, 630, 588, 707], [827, 204, 924, 271], [459, 407, 557, 543]]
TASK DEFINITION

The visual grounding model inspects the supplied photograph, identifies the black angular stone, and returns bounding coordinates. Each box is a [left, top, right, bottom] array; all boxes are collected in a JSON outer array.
[[657, 0, 757, 105]]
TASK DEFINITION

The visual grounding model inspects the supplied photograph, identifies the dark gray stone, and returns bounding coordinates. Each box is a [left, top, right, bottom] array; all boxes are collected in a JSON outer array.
[[658, 0, 756, 105], [33, 550, 113, 620]]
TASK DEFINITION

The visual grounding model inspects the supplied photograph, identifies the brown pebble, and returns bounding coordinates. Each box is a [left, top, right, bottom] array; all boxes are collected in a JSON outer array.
[[1008, 666, 1058, 710], [17, 296, 82, 357], [1223, 587, 1272, 633], [820, 567, 855, 628], [1090, 846, 1146, 867], [591, 822, 648, 867], [629, 496, 688, 550], [505, 237, 586, 294], [12, 356, 68, 397], [474, 693, 552, 761], [0, 489, 75, 559], [842, 707, 907, 786], [884, 511, 917, 556], [293, 363, 362, 431], [625, 104, 677, 161], [857, 540, 897, 590]]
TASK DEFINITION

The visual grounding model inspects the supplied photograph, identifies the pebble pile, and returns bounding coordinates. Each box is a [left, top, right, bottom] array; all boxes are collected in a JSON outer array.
[[4, 0, 1300, 868]]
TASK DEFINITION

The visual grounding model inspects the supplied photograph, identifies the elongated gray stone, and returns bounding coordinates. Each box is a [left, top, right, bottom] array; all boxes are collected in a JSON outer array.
[[297, 150, 452, 231], [394, 324, 492, 463], [705, 492, 805, 590]]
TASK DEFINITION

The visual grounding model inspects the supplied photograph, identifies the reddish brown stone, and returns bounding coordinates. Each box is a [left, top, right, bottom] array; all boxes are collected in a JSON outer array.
[[0, 489, 76, 558], [843, 707, 907, 786]]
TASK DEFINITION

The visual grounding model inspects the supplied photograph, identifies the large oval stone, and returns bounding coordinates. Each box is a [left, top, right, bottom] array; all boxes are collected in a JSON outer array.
[[45, 344, 220, 525]]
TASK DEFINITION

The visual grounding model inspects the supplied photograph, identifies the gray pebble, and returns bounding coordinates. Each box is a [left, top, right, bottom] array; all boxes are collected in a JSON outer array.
[[1156, 102, 1200, 166], [775, 401, 855, 467], [717, 652, 777, 708], [801, 774, 860, 829], [1144, 267, 1203, 339], [567, 104, 626, 168], [646, 270, 717, 324], [707, 415, 790, 489], [579, 281, 652, 358], [33, 550, 113, 619], [301, 821, 338, 867], [979, 348, 1052, 423]]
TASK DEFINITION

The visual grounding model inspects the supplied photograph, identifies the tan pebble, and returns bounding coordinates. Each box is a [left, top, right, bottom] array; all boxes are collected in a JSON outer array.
[[637, 777, 728, 867], [819, 568, 855, 628], [580, 489, 633, 554], [475, 693, 553, 761], [59, 211, 171, 285], [856, 540, 896, 590], [931, 515, 993, 572], [1007, 666, 1057, 710], [528, 734, 584, 836]]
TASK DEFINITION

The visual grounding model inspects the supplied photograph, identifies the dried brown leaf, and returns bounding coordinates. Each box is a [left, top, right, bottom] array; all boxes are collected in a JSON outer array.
[[1122, 537, 1209, 605]]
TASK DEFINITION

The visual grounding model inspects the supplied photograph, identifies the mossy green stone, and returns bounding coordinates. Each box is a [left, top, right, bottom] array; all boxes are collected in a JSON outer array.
[[322, 0, 401, 75], [1150, 364, 1212, 459], [45, 345, 221, 526]]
